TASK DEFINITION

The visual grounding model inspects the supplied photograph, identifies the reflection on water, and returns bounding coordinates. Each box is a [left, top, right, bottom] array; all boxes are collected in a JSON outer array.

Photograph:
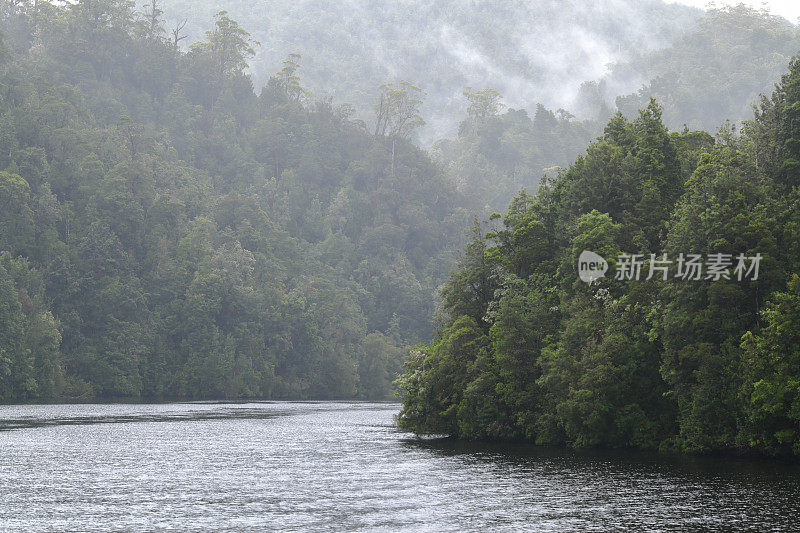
[[0, 402, 796, 532]]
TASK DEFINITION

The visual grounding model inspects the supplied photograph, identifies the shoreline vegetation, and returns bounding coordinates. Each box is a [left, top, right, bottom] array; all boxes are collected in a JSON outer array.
[[396, 69, 800, 458]]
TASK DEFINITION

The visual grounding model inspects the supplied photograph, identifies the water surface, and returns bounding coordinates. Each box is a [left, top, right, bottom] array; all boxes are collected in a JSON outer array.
[[0, 402, 797, 531]]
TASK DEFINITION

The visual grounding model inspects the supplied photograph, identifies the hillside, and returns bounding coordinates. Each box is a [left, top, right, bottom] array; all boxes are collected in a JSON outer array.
[[145, 2, 800, 216], [2, 1, 800, 413], [435, 5, 800, 212], [0, 2, 469, 401], [151, 0, 702, 142], [610, 5, 800, 131]]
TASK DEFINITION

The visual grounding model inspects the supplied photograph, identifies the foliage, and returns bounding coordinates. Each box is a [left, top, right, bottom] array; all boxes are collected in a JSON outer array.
[[399, 64, 800, 457], [0, 1, 469, 401], [151, 0, 702, 143], [613, 6, 800, 132]]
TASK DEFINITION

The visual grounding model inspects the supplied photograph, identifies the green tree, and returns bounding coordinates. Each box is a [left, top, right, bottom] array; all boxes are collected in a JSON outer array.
[[192, 10, 258, 79], [374, 81, 425, 139], [741, 275, 800, 455], [463, 87, 503, 122]]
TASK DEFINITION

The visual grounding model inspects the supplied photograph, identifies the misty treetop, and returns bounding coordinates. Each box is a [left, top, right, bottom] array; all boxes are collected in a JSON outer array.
[[443, 5, 800, 213], [148, 2, 800, 145], [125, 1, 800, 219], [147, 0, 701, 143], [612, 5, 800, 133]]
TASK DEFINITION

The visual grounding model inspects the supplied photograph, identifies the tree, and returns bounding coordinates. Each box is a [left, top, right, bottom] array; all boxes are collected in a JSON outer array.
[[657, 143, 779, 452], [463, 87, 503, 122], [440, 219, 496, 329], [373, 81, 425, 138], [0, 257, 27, 401], [276, 53, 310, 102], [741, 274, 800, 456], [171, 18, 187, 48], [775, 56, 800, 188], [138, 0, 165, 41], [62, 0, 137, 78], [0, 171, 34, 256], [191, 10, 258, 79]]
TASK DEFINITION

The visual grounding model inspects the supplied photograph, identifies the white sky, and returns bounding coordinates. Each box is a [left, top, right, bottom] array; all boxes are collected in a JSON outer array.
[[672, 0, 800, 23]]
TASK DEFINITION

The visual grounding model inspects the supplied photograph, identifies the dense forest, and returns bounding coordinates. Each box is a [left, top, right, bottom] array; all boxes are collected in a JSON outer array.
[[150, 3, 800, 216], [0, 1, 473, 402], [166, 1, 794, 216], [2, 0, 800, 460], [433, 5, 800, 212], [611, 5, 800, 132], [154, 2, 800, 139], [397, 60, 800, 456]]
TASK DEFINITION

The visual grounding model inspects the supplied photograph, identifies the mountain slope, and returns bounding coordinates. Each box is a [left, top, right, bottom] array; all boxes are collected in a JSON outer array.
[[0, 2, 469, 401], [152, 0, 701, 142]]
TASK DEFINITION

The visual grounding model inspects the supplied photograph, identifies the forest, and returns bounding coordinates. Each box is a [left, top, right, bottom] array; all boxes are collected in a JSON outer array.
[[1, 0, 800, 461], [150, 0, 701, 143], [397, 63, 800, 457], [144, 2, 800, 213], [0, 0, 474, 401]]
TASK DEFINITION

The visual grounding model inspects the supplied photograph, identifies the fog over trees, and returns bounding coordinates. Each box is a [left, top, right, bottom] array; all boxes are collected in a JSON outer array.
[[150, 2, 800, 209], [2, 1, 800, 458]]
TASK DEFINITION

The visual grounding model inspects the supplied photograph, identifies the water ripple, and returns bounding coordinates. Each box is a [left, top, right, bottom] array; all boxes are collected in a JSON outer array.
[[0, 402, 796, 532]]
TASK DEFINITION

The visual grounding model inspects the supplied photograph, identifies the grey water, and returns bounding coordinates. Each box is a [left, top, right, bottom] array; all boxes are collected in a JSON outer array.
[[0, 402, 797, 532]]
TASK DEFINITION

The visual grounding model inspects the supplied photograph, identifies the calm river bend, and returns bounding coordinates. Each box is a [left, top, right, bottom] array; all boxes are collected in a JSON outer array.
[[0, 402, 797, 531]]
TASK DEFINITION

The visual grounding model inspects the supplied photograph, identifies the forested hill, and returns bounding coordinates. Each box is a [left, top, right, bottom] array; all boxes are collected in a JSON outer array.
[[433, 6, 800, 213], [151, 2, 799, 142], [610, 6, 800, 132], [150, 0, 800, 215], [0, 2, 471, 402], [151, 0, 702, 142], [397, 59, 800, 457], [133, 2, 800, 218]]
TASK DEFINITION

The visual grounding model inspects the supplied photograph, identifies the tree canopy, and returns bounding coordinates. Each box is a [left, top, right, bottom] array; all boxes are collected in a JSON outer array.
[[0, 1, 470, 401], [398, 67, 800, 457]]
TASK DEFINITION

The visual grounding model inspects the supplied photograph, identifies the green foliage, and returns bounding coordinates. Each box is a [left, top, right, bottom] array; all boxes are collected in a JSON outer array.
[[0, 253, 63, 401], [436, 100, 600, 212], [144, 2, 800, 217], [774, 56, 800, 187], [150, 0, 701, 143], [463, 88, 504, 122], [741, 275, 800, 455], [374, 81, 425, 139], [190, 10, 257, 80], [0, 2, 469, 402], [400, 56, 800, 457]]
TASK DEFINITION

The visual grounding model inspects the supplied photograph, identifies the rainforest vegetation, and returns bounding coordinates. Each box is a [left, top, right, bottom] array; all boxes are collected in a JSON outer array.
[[397, 63, 800, 457], [0, 1, 471, 401], [2, 0, 800, 461], [155, 2, 800, 210]]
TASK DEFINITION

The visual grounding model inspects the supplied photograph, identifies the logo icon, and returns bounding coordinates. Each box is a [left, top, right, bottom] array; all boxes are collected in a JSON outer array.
[[578, 250, 608, 284]]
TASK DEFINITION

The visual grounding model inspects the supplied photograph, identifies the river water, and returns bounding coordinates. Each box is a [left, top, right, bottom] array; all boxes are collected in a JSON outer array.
[[0, 402, 797, 531]]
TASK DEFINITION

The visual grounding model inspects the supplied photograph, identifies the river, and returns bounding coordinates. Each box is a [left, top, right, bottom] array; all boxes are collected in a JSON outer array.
[[0, 402, 797, 531]]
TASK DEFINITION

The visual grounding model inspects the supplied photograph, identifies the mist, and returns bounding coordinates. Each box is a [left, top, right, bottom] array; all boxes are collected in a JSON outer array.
[[150, 0, 703, 142]]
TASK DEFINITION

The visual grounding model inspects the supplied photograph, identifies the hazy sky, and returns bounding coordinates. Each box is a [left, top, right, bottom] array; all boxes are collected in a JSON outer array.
[[673, 0, 800, 22]]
